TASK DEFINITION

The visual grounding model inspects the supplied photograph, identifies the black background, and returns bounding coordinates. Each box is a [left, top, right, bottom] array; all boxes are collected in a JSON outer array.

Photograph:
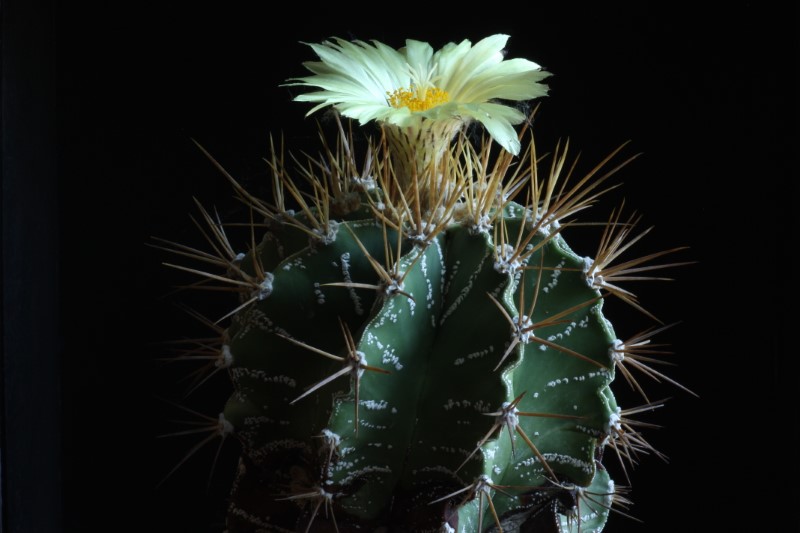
[[3, 1, 796, 532]]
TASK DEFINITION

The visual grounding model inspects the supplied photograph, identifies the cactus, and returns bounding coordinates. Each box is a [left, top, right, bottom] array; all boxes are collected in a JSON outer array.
[[156, 34, 691, 532]]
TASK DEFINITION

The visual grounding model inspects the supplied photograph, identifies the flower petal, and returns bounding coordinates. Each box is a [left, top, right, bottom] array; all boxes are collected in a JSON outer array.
[[289, 34, 549, 154], [401, 39, 435, 83], [439, 34, 510, 98], [457, 102, 527, 155]]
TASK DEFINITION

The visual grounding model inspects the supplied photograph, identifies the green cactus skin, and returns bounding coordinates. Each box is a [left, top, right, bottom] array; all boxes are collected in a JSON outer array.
[[159, 123, 687, 533]]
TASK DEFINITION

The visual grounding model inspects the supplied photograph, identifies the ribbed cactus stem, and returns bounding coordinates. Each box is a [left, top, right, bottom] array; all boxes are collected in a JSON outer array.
[[156, 35, 691, 532]]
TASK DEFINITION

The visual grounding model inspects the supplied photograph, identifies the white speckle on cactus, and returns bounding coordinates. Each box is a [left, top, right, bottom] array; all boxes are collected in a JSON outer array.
[[440, 523, 455, 533], [253, 272, 275, 300], [381, 346, 403, 370], [516, 453, 593, 475], [588, 370, 612, 380], [473, 400, 491, 413], [337, 466, 392, 486], [341, 455, 356, 466], [360, 399, 388, 410], [359, 419, 388, 430], [606, 407, 622, 434], [513, 314, 535, 344], [339, 252, 364, 315], [546, 377, 570, 387], [231, 368, 297, 388], [391, 407, 397, 414], [373, 299, 398, 328], [443, 398, 472, 411], [441, 247, 491, 325], [352, 175, 376, 190], [416, 246, 436, 313], [408, 221, 434, 243], [610, 338, 625, 363], [234, 252, 246, 262], [453, 345, 494, 366], [430, 445, 467, 456], [216, 344, 233, 368], [529, 207, 562, 237], [444, 259, 460, 294], [469, 213, 492, 235], [493, 243, 522, 275], [310, 220, 340, 245], [433, 236, 446, 281], [493, 465, 501, 475], [353, 220, 380, 230], [355, 351, 367, 378], [582, 255, 604, 289], [419, 248, 428, 277], [384, 278, 406, 300], [313, 282, 326, 305], [498, 401, 520, 428], [425, 278, 434, 310], [542, 259, 566, 293], [242, 416, 277, 428], [474, 475, 494, 495], [321, 428, 341, 448], [282, 256, 306, 271]]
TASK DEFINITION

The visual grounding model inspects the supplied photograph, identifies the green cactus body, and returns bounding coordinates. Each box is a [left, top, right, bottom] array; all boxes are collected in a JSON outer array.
[[159, 34, 690, 533], [205, 159, 625, 532]]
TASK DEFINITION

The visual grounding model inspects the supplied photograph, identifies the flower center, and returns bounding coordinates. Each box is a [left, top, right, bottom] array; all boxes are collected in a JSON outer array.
[[387, 84, 450, 112]]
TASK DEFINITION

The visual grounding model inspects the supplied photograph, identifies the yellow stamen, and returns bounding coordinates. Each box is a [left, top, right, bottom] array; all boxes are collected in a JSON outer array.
[[387, 85, 450, 112]]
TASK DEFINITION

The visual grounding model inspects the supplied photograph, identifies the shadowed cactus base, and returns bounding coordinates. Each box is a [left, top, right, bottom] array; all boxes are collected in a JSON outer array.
[[156, 34, 691, 533]]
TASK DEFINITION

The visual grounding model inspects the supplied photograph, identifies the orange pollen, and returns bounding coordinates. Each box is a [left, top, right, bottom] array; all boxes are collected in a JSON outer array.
[[387, 85, 450, 112]]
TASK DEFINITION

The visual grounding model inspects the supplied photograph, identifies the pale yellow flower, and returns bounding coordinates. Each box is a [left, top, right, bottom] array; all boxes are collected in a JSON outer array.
[[289, 34, 550, 156]]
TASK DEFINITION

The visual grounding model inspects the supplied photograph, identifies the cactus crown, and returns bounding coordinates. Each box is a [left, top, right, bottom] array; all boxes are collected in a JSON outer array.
[[155, 34, 693, 533]]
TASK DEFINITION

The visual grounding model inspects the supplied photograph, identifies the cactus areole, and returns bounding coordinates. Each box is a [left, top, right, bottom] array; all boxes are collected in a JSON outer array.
[[159, 35, 691, 533]]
